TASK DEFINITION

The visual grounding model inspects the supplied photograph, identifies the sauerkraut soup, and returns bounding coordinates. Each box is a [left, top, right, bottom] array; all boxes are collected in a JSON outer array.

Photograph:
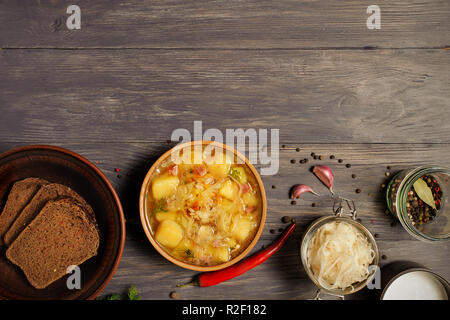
[[145, 144, 263, 267]]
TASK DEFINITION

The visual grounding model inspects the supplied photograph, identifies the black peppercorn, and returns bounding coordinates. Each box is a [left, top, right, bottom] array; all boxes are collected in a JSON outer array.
[[282, 216, 291, 223]]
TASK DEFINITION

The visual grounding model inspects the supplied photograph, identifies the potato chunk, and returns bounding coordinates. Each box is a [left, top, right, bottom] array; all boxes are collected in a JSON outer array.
[[213, 246, 230, 263], [225, 237, 237, 248], [207, 152, 232, 177], [174, 238, 194, 257], [155, 210, 178, 223], [219, 179, 237, 200], [155, 220, 183, 249], [151, 174, 179, 200], [180, 146, 203, 164], [242, 192, 258, 207], [207, 163, 231, 178], [233, 217, 255, 242]]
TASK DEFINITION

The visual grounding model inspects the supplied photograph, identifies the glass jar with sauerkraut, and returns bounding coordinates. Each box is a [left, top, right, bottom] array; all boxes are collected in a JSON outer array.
[[300, 197, 379, 299]]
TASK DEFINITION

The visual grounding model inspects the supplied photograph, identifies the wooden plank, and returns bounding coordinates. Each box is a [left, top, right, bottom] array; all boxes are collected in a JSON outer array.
[[1, 0, 449, 49], [1, 49, 449, 144], [0, 141, 448, 299]]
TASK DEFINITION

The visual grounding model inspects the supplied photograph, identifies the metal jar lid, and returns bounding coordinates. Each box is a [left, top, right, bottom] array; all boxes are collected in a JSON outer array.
[[380, 265, 449, 300]]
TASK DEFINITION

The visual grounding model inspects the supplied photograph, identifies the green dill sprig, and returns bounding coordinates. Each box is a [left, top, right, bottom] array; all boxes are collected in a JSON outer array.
[[97, 285, 141, 300], [151, 198, 168, 217]]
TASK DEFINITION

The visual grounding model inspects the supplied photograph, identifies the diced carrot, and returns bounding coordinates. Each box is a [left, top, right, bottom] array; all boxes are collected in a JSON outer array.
[[168, 165, 179, 176], [191, 200, 200, 211], [241, 183, 250, 194], [245, 206, 256, 213], [215, 193, 223, 205], [195, 165, 207, 177]]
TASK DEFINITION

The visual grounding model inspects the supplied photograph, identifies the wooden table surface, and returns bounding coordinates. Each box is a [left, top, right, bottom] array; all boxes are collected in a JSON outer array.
[[0, 0, 449, 300]]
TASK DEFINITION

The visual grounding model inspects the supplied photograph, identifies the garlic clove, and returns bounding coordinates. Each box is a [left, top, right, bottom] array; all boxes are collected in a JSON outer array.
[[290, 184, 319, 199], [313, 165, 335, 195]]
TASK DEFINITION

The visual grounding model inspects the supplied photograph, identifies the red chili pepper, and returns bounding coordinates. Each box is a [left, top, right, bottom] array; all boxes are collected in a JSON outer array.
[[177, 222, 296, 288]]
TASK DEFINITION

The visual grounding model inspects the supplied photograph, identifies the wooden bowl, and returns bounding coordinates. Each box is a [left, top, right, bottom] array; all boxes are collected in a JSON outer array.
[[139, 141, 267, 272], [0, 145, 125, 300]]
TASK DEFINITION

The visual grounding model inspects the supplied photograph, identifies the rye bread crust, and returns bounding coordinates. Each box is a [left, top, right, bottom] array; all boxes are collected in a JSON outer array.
[[6, 198, 100, 289], [0, 178, 48, 246], [4, 183, 96, 247]]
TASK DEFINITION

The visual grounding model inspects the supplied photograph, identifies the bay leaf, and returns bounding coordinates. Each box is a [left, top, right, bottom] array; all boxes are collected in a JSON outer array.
[[413, 178, 437, 210]]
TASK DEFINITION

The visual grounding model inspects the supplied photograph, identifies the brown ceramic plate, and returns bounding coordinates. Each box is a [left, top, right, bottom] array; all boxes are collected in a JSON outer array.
[[139, 140, 267, 272], [0, 145, 125, 300]]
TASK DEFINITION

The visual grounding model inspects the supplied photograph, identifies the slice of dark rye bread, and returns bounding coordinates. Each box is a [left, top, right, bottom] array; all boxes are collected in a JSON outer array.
[[4, 183, 96, 247], [0, 178, 48, 246], [6, 198, 100, 289]]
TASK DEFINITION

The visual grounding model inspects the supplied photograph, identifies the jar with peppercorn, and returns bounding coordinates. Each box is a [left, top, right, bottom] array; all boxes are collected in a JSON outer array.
[[386, 167, 450, 242], [386, 166, 450, 242]]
